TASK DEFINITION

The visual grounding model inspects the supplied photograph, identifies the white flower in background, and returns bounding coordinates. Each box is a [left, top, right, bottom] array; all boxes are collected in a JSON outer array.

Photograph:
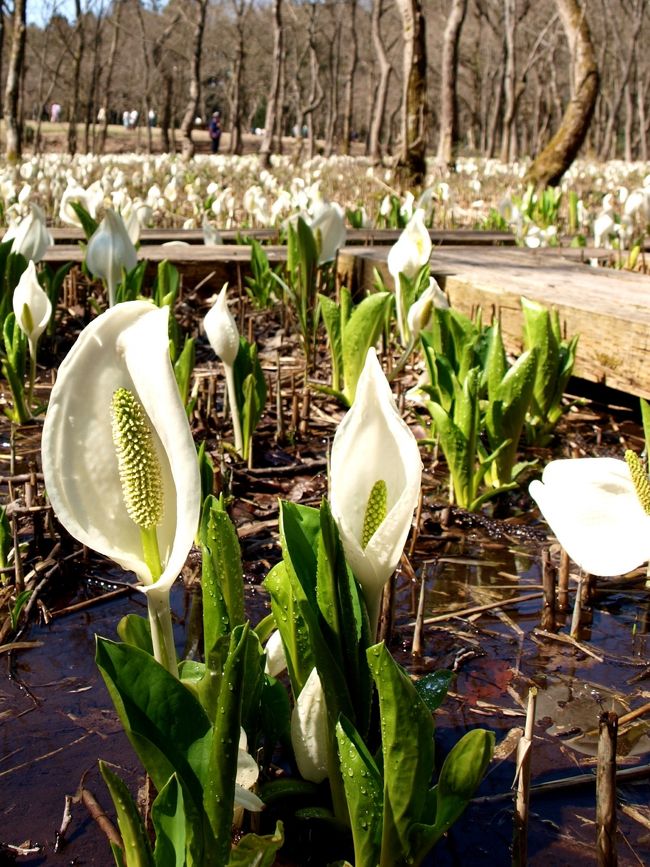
[[291, 667, 329, 783], [330, 348, 422, 633], [202, 217, 223, 246], [309, 201, 346, 264], [594, 210, 616, 248], [529, 455, 650, 576], [5, 203, 52, 262], [13, 260, 52, 361], [399, 191, 415, 220], [264, 629, 288, 677], [387, 208, 432, 344], [58, 180, 103, 226], [204, 285, 243, 454], [86, 208, 139, 306], [406, 276, 449, 341]]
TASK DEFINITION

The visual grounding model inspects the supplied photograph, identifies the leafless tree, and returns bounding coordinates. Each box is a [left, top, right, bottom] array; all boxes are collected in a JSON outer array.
[[436, 0, 467, 168], [179, 0, 208, 159], [4, 0, 27, 161], [395, 0, 427, 186]]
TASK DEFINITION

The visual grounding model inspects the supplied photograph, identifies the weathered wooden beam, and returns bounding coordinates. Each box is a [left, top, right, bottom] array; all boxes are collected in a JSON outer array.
[[337, 245, 650, 399]]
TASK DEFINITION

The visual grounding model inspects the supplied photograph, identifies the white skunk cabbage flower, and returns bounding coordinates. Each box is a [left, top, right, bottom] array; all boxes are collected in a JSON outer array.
[[264, 629, 288, 677], [202, 217, 223, 246], [42, 302, 200, 675], [13, 261, 52, 359], [204, 284, 240, 366], [233, 728, 264, 825], [204, 285, 243, 454], [309, 201, 346, 264], [406, 276, 449, 342], [529, 454, 650, 576], [59, 181, 103, 226], [86, 208, 138, 307], [387, 208, 432, 345], [291, 667, 329, 783], [387, 208, 431, 280], [330, 348, 422, 633], [5, 204, 52, 262]]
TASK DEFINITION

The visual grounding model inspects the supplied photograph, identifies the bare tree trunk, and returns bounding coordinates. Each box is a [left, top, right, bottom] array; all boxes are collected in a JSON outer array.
[[179, 0, 208, 160], [161, 74, 173, 153], [436, 0, 467, 167], [525, 0, 599, 188], [98, 0, 123, 155], [369, 0, 392, 162], [500, 0, 517, 161], [324, 8, 341, 157], [135, 1, 154, 154], [395, 0, 427, 186], [636, 61, 648, 161], [67, 0, 85, 156], [340, 0, 358, 155], [259, 0, 283, 168], [229, 0, 251, 155], [4, 0, 26, 162], [83, 13, 103, 153]]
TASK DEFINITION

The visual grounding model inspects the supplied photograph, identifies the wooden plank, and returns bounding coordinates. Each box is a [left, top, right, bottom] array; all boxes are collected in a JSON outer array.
[[34, 226, 516, 247], [337, 245, 650, 399]]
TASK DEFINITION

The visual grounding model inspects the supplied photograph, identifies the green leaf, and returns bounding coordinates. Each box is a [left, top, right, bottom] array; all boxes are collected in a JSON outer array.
[[201, 495, 246, 634], [367, 643, 435, 866], [318, 292, 343, 392], [173, 337, 195, 409], [641, 399, 650, 456], [96, 638, 212, 817], [152, 774, 188, 867], [70, 201, 99, 239], [203, 624, 250, 863], [342, 292, 390, 403], [154, 260, 180, 308], [431, 728, 494, 837], [117, 614, 153, 655], [99, 761, 154, 867], [228, 821, 284, 866], [335, 716, 383, 867], [264, 561, 314, 695], [414, 670, 454, 713]]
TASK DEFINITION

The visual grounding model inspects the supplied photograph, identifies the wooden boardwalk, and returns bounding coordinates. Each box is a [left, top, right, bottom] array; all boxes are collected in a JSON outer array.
[[338, 245, 650, 399], [37, 232, 650, 399]]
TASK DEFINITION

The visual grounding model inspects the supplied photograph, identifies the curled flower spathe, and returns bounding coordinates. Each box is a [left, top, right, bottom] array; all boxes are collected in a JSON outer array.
[[330, 348, 422, 632], [386, 207, 431, 281], [529, 457, 650, 576], [291, 667, 329, 784], [42, 301, 201, 594], [86, 208, 138, 307], [13, 260, 52, 358], [5, 204, 52, 262], [406, 276, 449, 342], [204, 284, 240, 366], [309, 201, 346, 264]]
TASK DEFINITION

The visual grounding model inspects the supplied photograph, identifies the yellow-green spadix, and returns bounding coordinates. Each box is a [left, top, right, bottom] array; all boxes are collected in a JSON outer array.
[[329, 348, 422, 633], [41, 301, 201, 594]]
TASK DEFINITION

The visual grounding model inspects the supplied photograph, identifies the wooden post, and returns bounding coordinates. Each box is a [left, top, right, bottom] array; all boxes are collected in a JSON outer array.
[[541, 548, 556, 632], [557, 548, 570, 612], [597, 711, 618, 867], [512, 687, 537, 866]]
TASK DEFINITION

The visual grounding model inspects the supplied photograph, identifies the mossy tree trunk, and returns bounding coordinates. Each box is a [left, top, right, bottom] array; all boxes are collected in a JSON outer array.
[[525, 0, 599, 188], [395, 0, 427, 187]]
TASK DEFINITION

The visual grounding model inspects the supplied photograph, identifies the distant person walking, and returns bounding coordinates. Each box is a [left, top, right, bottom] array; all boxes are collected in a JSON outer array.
[[209, 112, 222, 154], [50, 103, 61, 123]]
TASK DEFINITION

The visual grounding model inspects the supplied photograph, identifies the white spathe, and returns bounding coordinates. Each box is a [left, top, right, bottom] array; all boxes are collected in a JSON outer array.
[[406, 276, 449, 341], [386, 207, 432, 281], [309, 201, 347, 264], [233, 727, 264, 821], [41, 301, 200, 593], [86, 208, 139, 307], [13, 260, 52, 358], [5, 204, 53, 262], [204, 284, 240, 367], [264, 629, 288, 678], [291, 667, 329, 784], [330, 348, 422, 631], [529, 457, 650, 576]]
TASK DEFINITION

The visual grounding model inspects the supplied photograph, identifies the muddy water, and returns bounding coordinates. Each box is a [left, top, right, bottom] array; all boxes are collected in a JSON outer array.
[[2, 526, 649, 866]]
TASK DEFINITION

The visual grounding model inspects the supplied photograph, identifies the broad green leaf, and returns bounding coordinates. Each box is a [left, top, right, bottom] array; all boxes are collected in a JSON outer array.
[[69, 201, 99, 239], [260, 674, 292, 753], [642, 398, 650, 456], [367, 643, 435, 866], [522, 297, 558, 419], [99, 760, 154, 867], [342, 292, 390, 403], [96, 638, 212, 817], [201, 495, 246, 634], [264, 561, 314, 695], [173, 337, 195, 408], [336, 715, 383, 867], [152, 774, 188, 867], [154, 259, 180, 308], [279, 501, 321, 605], [228, 821, 284, 866]]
